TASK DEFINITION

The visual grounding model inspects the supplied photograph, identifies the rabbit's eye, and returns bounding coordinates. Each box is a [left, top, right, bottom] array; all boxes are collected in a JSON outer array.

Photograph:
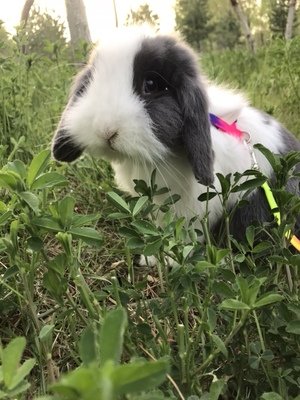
[[143, 74, 169, 95], [144, 78, 157, 93]]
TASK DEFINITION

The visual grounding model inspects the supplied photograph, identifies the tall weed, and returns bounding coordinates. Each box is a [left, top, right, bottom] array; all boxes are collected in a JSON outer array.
[[0, 39, 74, 161]]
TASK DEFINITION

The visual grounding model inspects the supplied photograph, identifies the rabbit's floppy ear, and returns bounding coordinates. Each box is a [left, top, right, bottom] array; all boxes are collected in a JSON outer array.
[[177, 76, 214, 186]]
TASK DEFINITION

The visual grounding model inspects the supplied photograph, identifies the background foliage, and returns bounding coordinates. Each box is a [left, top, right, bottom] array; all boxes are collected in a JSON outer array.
[[126, 3, 160, 29], [0, 4, 300, 400], [18, 8, 66, 56], [175, 0, 300, 50]]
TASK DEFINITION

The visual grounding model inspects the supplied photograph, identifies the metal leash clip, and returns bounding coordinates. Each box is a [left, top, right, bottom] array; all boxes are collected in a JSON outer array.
[[242, 131, 259, 170]]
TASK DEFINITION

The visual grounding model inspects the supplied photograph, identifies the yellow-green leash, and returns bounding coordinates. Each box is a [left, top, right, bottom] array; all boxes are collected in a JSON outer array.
[[261, 181, 300, 251], [244, 131, 300, 252]]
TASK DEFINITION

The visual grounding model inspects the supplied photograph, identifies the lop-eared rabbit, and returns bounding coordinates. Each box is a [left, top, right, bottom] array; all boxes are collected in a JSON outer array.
[[52, 28, 300, 242]]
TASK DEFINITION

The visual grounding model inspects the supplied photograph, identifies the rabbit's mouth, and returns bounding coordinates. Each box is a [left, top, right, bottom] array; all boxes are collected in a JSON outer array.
[[106, 131, 118, 150]]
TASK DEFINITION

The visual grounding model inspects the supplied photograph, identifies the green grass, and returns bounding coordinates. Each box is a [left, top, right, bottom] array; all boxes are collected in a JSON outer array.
[[0, 37, 300, 400]]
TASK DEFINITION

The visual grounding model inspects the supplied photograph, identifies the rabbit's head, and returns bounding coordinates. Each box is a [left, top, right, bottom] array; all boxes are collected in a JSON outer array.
[[52, 29, 214, 185]]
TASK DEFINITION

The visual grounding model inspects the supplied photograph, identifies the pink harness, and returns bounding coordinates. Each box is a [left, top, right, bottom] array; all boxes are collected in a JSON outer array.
[[209, 113, 244, 139]]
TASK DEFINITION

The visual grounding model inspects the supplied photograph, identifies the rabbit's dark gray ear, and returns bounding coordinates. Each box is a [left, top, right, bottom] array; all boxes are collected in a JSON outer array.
[[178, 77, 214, 186]]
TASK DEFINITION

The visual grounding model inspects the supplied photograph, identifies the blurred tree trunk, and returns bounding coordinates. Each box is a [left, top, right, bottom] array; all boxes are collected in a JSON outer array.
[[230, 0, 255, 52], [285, 0, 297, 40], [20, 0, 34, 27], [20, 0, 35, 54], [65, 0, 91, 46], [112, 0, 119, 27]]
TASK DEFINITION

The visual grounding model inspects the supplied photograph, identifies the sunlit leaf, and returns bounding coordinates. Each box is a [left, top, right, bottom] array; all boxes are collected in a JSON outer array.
[[99, 308, 127, 366], [32, 217, 62, 232], [143, 238, 162, 256], [18, 191, 40, 213], [132, 196, 149, 217], [68, 227, 103, 247], [254, 294, 283, 308], [220, 299, 250, 310], [39, 324, 55, 342], [2, 337, 26, 388], [111, 359, 169, 395], [107, 192, 131, 213], [8, 358, 35, 390], [78, 326, 99, 366], [31, 172, 67, 190], [211, 334, 228, 357], [27, 150, 51, 187], [131, 220, 159, 236]]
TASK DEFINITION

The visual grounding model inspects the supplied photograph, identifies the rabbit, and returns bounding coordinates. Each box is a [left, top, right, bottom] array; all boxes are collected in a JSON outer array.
[[52, 27, 300, 243]]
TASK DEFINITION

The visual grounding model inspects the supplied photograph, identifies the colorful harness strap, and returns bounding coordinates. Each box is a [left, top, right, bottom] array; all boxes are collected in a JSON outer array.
[[209, 113, 244, 139], [209, 113, 300, 252]]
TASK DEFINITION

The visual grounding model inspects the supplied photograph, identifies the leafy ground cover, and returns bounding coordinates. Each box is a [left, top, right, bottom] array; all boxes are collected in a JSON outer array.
[[0, 35, 300, 400]]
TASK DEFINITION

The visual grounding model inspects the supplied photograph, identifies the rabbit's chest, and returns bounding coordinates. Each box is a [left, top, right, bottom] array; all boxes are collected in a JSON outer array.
[[112, 159, 229, 227]]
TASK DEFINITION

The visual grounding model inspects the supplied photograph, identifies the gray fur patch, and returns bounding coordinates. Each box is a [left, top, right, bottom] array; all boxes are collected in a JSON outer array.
[[260, 111, 272, 125], [279, 124, 300, 152], [70, 65, 93, 100]]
